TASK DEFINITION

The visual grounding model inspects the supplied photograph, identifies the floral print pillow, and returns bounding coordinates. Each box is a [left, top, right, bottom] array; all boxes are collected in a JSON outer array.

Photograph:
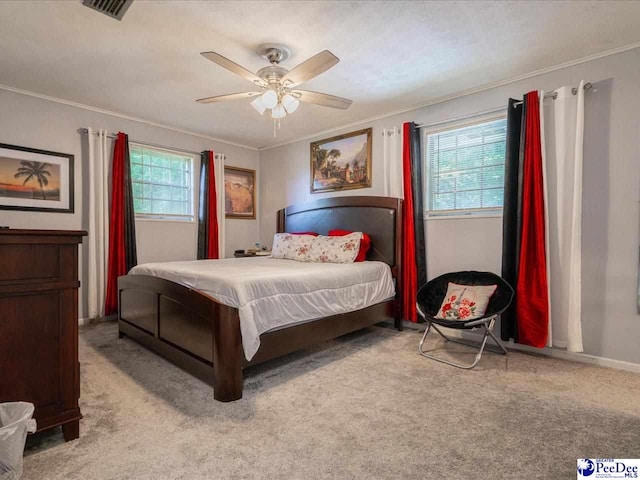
[[271, 233, 316, 261], [435, 282, 497, 321], [305, 233, 362, 263]]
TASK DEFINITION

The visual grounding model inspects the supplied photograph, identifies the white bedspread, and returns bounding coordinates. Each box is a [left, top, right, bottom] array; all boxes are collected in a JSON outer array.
[[130, 257, 395, 360]]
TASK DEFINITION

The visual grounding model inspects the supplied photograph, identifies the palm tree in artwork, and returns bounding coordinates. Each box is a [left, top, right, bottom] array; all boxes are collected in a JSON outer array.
[[14, 161, 52, 200]]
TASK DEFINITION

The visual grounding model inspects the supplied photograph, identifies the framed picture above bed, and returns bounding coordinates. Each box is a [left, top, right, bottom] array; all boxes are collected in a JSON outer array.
[[224, 166, 256, 219], [0, 143, 74, 213], [310, 128, 372, 194]]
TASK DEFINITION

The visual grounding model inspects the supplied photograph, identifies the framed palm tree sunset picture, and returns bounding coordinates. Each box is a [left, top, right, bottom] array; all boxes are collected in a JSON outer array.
[[0, 143, 74, 213]]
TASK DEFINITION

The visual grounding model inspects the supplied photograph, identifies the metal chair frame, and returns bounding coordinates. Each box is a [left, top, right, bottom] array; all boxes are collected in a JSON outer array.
[[417, 304, 508, 369]]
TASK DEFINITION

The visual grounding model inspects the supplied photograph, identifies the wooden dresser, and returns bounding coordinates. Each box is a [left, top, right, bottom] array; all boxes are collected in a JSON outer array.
[[0, 229, 86, 441]]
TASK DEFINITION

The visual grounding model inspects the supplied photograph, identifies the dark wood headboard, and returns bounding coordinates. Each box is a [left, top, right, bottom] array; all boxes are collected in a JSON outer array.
[[276, 196, 403, 271]]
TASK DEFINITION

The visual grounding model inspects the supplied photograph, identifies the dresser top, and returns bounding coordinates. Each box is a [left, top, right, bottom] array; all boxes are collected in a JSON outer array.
[[0, 229, 88, 236]]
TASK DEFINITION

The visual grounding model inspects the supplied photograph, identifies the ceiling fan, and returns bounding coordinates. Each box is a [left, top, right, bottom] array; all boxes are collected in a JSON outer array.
[[196, 44, 353, 121]]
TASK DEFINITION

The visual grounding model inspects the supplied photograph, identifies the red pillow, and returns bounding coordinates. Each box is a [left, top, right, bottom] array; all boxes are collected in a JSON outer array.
[[290, 232, 319, 236], [328, 230, 371, 262]]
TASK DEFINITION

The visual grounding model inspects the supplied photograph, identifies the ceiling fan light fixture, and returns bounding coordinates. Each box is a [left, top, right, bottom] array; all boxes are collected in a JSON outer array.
[[281, 94, 299, 114], [261, 89, 278, 109], [250, 96, 266, 115], [271, 103, 287, 119]]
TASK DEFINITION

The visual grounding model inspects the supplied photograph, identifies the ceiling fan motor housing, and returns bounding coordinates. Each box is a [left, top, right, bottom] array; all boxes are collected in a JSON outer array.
[[257, 43, 291, 65], [256, 65, 289, 85]]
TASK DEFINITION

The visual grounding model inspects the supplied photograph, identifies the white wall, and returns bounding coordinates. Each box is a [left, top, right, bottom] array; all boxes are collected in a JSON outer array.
[[259, 47, 640, 365], [0, 89, 260, 318]]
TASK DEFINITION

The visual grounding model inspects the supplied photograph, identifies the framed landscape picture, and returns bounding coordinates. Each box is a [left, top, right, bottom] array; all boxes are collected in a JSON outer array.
[[224, 166, 255, 219], [310, 128, 372, 193], [0, 143, 74, 213]]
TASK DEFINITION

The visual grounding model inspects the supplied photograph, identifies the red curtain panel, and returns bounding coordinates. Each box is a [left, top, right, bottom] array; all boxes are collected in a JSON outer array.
[[515, 92, 549, 347], [197, 150, 219, 259], [402, 123, 418, 322], [105, 132, 137, 315], [205, 151, 219, 259]]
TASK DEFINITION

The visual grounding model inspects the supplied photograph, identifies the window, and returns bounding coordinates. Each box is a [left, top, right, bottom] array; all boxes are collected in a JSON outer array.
[[129, 144, 195, 221], [426, 116, 507, 216]]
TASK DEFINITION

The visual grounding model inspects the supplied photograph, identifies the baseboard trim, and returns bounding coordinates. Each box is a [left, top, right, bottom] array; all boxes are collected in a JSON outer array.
[[437, 327, 640, 374]]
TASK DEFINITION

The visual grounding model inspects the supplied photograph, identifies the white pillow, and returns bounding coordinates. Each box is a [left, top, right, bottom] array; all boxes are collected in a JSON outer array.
[[271, 233, 316, 261], [435, 282, 497, 321], [305, 233, 362, 264]]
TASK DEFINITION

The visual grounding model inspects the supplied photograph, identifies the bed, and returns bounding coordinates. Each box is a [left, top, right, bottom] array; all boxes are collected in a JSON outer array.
[[117, 196, 403, 402]]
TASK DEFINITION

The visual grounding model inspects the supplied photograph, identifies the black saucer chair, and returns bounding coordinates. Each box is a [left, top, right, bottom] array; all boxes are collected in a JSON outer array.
[[417, 271, 514, 369]]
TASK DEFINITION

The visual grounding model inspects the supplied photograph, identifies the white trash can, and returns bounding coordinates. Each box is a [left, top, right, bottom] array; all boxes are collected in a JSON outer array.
[[0, 403, 37, 480]]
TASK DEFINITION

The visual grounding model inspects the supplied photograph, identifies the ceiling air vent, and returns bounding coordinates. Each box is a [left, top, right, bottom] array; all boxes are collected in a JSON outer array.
[[82, 0, 134, 21]]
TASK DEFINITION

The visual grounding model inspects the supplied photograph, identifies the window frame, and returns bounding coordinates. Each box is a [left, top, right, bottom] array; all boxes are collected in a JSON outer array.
[[424, 112, 507, 219], [129, 142, 197, 223]]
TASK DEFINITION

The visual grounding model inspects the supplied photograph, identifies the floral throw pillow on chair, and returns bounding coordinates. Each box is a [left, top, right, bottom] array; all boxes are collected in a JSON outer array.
[[435, 282, 497, 321]]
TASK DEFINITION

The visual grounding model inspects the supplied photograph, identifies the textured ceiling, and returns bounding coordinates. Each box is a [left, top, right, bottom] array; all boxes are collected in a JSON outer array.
[[1, 1, 639, 149]]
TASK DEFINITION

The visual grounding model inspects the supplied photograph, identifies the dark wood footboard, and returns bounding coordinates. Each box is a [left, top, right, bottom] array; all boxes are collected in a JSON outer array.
[[118, 274, 396, 401]]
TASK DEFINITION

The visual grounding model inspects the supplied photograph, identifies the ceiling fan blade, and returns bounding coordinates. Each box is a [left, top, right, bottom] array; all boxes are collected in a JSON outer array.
[[201, 52, 265, 86], [196, 91, 262, 104], [282, 50, 339, 87], [293, 90, 353, 110]]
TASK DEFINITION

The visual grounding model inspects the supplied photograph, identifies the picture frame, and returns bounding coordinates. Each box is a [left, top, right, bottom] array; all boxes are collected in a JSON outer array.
[[310, 127, 372, 194], [0, 143, 74, 213], [224, 166, 256, 219]]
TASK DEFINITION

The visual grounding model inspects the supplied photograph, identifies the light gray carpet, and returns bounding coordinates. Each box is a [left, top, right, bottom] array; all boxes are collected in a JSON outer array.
[[23, 321, 640, 479]]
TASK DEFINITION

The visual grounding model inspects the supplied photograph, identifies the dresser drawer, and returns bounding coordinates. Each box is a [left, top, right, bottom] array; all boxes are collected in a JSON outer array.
[[0, 244, 60, 283]]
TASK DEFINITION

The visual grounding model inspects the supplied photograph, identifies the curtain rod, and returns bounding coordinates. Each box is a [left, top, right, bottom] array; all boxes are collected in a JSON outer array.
[[512, 82, 593, 106], [411, 82, 593, 130], [77, 128, 204, 157], [413, 105, 507, 130]]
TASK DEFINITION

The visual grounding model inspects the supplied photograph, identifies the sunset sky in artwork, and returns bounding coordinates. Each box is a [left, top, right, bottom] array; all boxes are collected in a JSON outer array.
[[0, 156, 61, 190]]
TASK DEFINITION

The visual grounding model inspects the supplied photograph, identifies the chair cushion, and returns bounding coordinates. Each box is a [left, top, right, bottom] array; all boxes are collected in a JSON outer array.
[[435, 282, 497, 321]]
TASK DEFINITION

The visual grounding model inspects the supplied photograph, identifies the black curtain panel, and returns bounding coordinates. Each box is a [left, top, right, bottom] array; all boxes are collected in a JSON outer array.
[[500, 98, 526, 341], [197, 151, 210, 260], [407, 122, 427, 288], [122, 135, 137, 271]]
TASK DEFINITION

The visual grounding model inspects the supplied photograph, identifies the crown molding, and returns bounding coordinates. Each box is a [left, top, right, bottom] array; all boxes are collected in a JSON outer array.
[[258, 41, 640, 151], [0, 83, 258, 152], [2, 41, 638, 154]]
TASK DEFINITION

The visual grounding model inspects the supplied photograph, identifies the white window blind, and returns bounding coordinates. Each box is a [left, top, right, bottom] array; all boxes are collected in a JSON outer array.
[[426, 117, 507, 215], [129, 143, 195, 221]]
